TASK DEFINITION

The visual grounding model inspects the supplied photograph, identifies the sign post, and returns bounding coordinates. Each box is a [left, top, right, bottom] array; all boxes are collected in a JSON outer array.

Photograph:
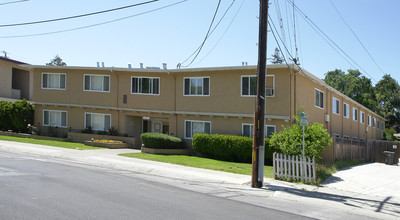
[[299, 112, 308, 181]]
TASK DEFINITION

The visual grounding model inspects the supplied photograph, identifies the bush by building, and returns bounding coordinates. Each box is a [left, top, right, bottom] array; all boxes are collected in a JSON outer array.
[[140, 133, 184, 149], [192, 133, 277, 164], [0, 100, 33, 133]]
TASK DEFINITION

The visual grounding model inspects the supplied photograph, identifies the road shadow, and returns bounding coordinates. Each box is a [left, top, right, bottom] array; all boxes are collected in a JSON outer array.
[[263, 184, 400, 218]]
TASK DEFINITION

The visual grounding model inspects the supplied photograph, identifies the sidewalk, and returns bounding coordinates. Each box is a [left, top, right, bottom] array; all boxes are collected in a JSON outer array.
[[0, 140, 399, 219]]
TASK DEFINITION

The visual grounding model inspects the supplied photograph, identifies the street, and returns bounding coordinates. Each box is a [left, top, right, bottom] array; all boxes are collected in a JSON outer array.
[[0, 150, 310, 220]]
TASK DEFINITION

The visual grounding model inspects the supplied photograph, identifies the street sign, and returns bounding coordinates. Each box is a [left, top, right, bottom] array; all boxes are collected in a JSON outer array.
[[300, 112, 308, 126]]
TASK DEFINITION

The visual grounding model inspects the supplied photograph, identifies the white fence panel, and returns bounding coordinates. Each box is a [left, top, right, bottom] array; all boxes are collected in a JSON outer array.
[[273, 152, 316, 183]]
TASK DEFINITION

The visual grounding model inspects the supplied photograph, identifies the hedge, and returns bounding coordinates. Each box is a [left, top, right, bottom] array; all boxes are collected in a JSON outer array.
[[192, 133, 278, 165], [141, 133, 184, 149], [0, 99, 33, 133]]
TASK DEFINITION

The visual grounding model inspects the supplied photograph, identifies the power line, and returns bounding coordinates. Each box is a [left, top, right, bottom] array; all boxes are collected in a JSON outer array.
[[329, 0, 385, 75], [286, 0, 377, 83], [0, 0, 188, 39], [193, 0, 245, 66], [0, 0, 28, 6], [179, 0, 222, 68], [0, 0, 159, 28]]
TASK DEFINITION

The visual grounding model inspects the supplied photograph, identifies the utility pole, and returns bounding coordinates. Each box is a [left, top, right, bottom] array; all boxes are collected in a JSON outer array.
[[252, 0, 268, 188]]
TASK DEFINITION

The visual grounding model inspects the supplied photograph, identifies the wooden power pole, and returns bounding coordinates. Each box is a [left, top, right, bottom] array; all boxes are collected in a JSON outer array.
[[252, 0, 268, 188]]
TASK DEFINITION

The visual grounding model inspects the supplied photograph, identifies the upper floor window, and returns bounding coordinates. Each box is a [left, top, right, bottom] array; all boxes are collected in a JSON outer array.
[[368, 115, 371, 126], [84, 74, 110, 92], [184, 77, 209, 96], [42, 73, 66, 90], [315, 89, 324, 109], [242, 124, 276, 138], [266, 75, 275, 97], [43, 110, 67, 127], [353, 108, 358, 121], [241, 75, 275, 97], [332, 97, 340, 115], [131, 77, 159, 95], [377, 120, 380, 129], [241, 76, 257, 96], [185, 120, 211, 139], [373, 117, 376, 127], [85, 112, 111, 131], [343, 102, 349, 118], [360, 111, 365, 124]]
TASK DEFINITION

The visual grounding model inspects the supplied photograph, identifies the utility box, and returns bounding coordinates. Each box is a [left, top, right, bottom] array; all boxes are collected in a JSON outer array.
[[383, 151, 395, 165]]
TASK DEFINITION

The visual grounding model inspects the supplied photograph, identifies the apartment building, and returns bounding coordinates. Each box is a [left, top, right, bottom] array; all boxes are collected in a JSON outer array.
[[0, 57, 32, 101], [22, 64, 384, 146]]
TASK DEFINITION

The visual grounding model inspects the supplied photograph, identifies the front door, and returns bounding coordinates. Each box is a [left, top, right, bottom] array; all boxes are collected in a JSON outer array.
[[152, 120, 163, 134]]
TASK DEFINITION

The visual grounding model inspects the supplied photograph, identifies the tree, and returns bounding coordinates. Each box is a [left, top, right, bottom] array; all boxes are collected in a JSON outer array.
[[375, 74, 400, 131], [46, 55, 67, 66], [324, 69, 376, 111], [269, 117, 332, 160], [270, 47, 284, 64]]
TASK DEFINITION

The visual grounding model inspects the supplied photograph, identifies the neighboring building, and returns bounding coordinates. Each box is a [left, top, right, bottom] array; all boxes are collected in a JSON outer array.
[[22, 64, 385, 146], [0, 57, 32, 101]]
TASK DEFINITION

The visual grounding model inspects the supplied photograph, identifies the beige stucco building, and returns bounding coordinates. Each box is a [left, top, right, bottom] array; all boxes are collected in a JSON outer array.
[[22, 64, 384, 147], [0, 57, 32, 101]]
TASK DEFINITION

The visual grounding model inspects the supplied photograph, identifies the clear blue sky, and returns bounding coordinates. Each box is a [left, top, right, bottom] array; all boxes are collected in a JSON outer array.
[[1, 0, 398, 83]]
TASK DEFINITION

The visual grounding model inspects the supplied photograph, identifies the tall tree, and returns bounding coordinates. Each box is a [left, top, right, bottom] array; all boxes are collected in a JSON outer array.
[[46, 55, 67, 66], [324, 69, 376, 111], [270, 47, 283, 64], [374, 74, 400, 130]]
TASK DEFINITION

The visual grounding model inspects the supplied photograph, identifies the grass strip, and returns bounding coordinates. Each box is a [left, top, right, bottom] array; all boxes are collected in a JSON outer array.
[[120, 153, 274, 178], [0, 135, 104, 150], [316, 160, 365, 184]]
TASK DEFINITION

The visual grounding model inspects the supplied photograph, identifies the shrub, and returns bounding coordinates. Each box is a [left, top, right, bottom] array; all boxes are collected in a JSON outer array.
[[81, 126, 93, 134], [269, 116, 332, 161], [384, 128, 398, 141], [192, 133, 277, 164], [141, 133, 184, 149], [108, 127, 119, 136], [0, 100, 33, 132]]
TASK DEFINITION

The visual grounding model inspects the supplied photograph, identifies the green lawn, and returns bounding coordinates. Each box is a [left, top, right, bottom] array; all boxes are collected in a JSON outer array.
[[0, 135, 104, 150], [120, 153, 274, 178]]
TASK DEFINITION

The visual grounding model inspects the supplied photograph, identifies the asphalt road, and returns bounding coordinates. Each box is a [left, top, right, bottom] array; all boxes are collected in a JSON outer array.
[[0, 151, 311, 220]]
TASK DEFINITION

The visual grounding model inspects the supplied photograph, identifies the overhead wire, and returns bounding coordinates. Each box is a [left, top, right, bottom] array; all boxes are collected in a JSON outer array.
[[0, 0, 189, 39], [193, 0, 245, 66], [286, 0, 377, 83], [329, 0, 385, 75], [0, 0, 159, 28], [179, 0, 222, 68], [0, 0, 28, 6]]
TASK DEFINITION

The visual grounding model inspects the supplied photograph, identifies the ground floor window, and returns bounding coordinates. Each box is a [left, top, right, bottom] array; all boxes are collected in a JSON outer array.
[[85, 113, 111, 131], [242, 124, 276, 138], [43, 110, 67, 127], [185, 120, 211, 139]]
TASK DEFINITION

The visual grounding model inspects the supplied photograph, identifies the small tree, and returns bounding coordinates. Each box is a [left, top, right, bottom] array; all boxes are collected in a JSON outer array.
[[384, 128, 398, 141], [270, 47, 284, 64], [269, 116, 332, 160], [46, 55, 67, 66]]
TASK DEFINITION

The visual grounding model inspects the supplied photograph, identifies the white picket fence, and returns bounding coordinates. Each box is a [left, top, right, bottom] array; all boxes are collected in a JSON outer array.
[[273, 153, 316, 183]]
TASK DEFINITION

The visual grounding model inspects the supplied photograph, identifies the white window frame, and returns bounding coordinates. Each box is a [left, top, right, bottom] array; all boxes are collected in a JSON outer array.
[[368, 115, 371, 126], [131, 76, 160, 95], [84, 112, 111, 131], [360, 111, 365, 124], [265, 75, 275, 97], [184, 120, 211, 139], [241, 75, 257, 97], [353, 107, 358, 121], [183, 77, 210, 96], [352, 137, 358, 141], [343, 102, 349, 118], [242, 123, 276, 138], [343, 135, 350, 140], [43, 110, 67, 128], [41, 73, 66, 90], [83, 74, 110, 92], [332, 97, 340, 115], [314, 88, 324, 109]]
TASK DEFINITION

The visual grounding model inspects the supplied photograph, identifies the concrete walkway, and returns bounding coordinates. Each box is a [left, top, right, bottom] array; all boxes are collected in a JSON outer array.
[[0, 140, 399, 219]]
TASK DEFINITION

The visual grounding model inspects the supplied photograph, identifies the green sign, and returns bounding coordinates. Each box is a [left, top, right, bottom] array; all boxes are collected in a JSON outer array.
[[300, 112, 308, 126]]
